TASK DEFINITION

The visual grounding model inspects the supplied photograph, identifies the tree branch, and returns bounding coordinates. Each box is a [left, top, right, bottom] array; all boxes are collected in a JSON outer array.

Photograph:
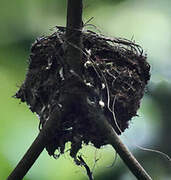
[[65, 0, 83, 76], [78, 156, 94, 180], [6, 110, 61, 180], [93, 111, 152, 180], [7, 1, 153, 180], [6, 1, 84, 179], [64, 1, 152, 179], [7, 1, 84, 179]]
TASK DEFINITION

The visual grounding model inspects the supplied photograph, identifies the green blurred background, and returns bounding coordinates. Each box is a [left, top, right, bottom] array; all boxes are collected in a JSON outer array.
[[0, 0, 171, 179]]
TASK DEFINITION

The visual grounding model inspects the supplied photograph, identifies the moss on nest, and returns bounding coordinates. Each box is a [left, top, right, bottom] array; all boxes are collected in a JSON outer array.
[[15, 28, 150, 159]]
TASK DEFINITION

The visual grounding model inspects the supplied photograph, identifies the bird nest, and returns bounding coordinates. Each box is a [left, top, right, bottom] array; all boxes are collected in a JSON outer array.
[[15, 28, 150, 160]]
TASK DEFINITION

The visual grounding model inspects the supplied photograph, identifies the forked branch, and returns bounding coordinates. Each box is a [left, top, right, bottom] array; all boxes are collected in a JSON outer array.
[[7, 1, 152, 180]]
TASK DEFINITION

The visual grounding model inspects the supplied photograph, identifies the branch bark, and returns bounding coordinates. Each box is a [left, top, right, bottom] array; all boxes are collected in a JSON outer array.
[[6, 1, 84, 179], [93, 111, 152, 180], [65, 0, 83, 76], [6, 110, 61, 180], [64, 1, 152, 179], [7, 1, 153, 180]]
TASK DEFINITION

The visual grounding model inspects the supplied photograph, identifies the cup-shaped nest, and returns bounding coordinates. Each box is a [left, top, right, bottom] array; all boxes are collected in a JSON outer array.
[[15, 28, 150, 159]]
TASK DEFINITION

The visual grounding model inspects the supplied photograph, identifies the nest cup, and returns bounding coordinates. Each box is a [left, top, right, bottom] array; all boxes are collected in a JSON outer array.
[[15, 28, 150, 159]]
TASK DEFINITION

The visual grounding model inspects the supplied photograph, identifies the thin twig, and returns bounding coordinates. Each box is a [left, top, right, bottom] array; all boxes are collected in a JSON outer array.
[[78, 156, 94, 180]]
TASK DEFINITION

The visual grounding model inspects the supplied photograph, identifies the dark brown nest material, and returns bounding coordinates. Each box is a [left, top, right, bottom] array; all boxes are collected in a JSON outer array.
[[15, 28, 150, 160]]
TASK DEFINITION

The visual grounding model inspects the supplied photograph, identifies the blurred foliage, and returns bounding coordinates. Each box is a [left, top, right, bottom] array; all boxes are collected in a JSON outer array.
[[0, 0, 171, 179]]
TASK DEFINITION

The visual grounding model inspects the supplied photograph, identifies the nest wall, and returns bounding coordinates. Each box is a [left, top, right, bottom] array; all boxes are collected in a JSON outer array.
[[16, 29, 150, 158]]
